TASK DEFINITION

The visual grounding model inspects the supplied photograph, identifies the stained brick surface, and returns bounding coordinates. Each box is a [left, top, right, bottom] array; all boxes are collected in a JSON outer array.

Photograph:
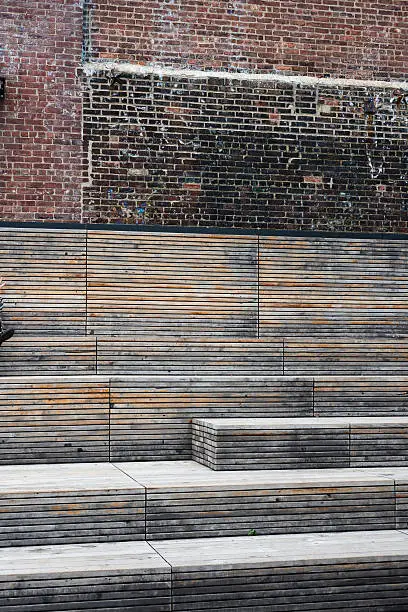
[[83, 74, 408, 232], [1, 1, 408, 230]]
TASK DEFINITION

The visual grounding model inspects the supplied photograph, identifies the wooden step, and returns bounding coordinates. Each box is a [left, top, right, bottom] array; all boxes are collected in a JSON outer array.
[[4, 461, 408, 546], [192, 417, 408, 470], [4, 335, 408, 377], [154, 530, 408, 611], [284, 337, 408, 375], [0, 375, 312, 464], [0, 540, 171, 611], [4, 530, 408, 610], [118, 461, 402, 541], [3, 374, 408, 464], [0, 463, 145, 547]]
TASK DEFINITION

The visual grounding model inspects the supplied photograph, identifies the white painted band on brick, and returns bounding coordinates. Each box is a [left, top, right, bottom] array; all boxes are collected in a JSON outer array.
[[83, 61, 408, 90]]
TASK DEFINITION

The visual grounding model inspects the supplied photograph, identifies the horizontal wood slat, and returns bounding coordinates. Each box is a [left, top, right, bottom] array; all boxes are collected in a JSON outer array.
[[314, 376, 408, 416], [0, 377, 110, 464], [260, 236, 408, 337], [0, 541, 171, 611], [284, 337, 408, 375], [192, 417, 408, 470], [97, 337, 283, 375], [0, 229, 87, 335], [87, 231, 258, 337], [0, 336, 97, 376]]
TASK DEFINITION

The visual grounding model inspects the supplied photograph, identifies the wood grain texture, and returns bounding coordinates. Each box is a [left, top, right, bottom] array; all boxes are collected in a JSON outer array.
[[97, 336, 283, 375], [0, 463, 145, 547], [260, 236, 408, 337], [87, 231, 258, 337], [284, 337, 408, 375], [0, 336, 97, 375], [0, 228, 86, 335], [315, 376, 408, 416], [0, 376, 109, 464]]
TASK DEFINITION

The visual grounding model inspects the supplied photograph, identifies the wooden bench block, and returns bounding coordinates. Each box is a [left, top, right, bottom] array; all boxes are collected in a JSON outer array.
[[109, 376, 313, 461], [192, 417, 408, 470]]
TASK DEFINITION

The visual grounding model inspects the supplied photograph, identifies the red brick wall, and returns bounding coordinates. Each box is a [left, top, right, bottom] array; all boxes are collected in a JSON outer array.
[[0, 0, 82, 221], [90, 0, 408, 79]]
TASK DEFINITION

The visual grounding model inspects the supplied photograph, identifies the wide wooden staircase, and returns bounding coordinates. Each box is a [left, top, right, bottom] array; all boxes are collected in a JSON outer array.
[[2, 224, 408, 610]]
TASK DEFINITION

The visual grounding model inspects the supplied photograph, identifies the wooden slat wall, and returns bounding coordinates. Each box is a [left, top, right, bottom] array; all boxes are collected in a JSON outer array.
[[314, 376, 408, 416], [1, 227, 408, 340], [97, 337, 283, 375], [110, 376, 314, 461], [0, 336, 97, 376], [87, 231, 258, 337], [284, 337, 408, 375], [0, 228, 87, 335], [259, 236, 408, 337], [0, 377, 110, 464], [3, 335, 408, 376]]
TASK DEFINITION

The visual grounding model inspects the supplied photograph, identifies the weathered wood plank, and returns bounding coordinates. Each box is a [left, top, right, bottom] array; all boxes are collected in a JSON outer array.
[[259, 236, 408, 337], [87, 231, 258, 337], [0, 228, 87, 336]]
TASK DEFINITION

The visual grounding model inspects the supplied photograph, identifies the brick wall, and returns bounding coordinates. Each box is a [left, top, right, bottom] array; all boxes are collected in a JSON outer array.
[[82, 73, 408, 232], [0, 0, 82, 221], [1, 0, 408, 231], [89, 0, 408, 79]]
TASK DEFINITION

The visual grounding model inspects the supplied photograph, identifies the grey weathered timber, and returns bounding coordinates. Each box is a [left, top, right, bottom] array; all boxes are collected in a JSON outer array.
[[284, 337, 408, 375], [0, 376, 109, 464], [152, 530, 408, 611], [192, 417, 408, 470], [97, 337, 284, 375], [110, 376, 313, 461], [0, 336, 97, 375], [315, 376, 408, 416], [0, 541, 171, 611], [87, 231, 258, 337], [4, 334, 408, 376], [0, 463, 145, 547], [117, 460, 396, 540], [259, 235, 408, 337], [0, 228, 87, 335]]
